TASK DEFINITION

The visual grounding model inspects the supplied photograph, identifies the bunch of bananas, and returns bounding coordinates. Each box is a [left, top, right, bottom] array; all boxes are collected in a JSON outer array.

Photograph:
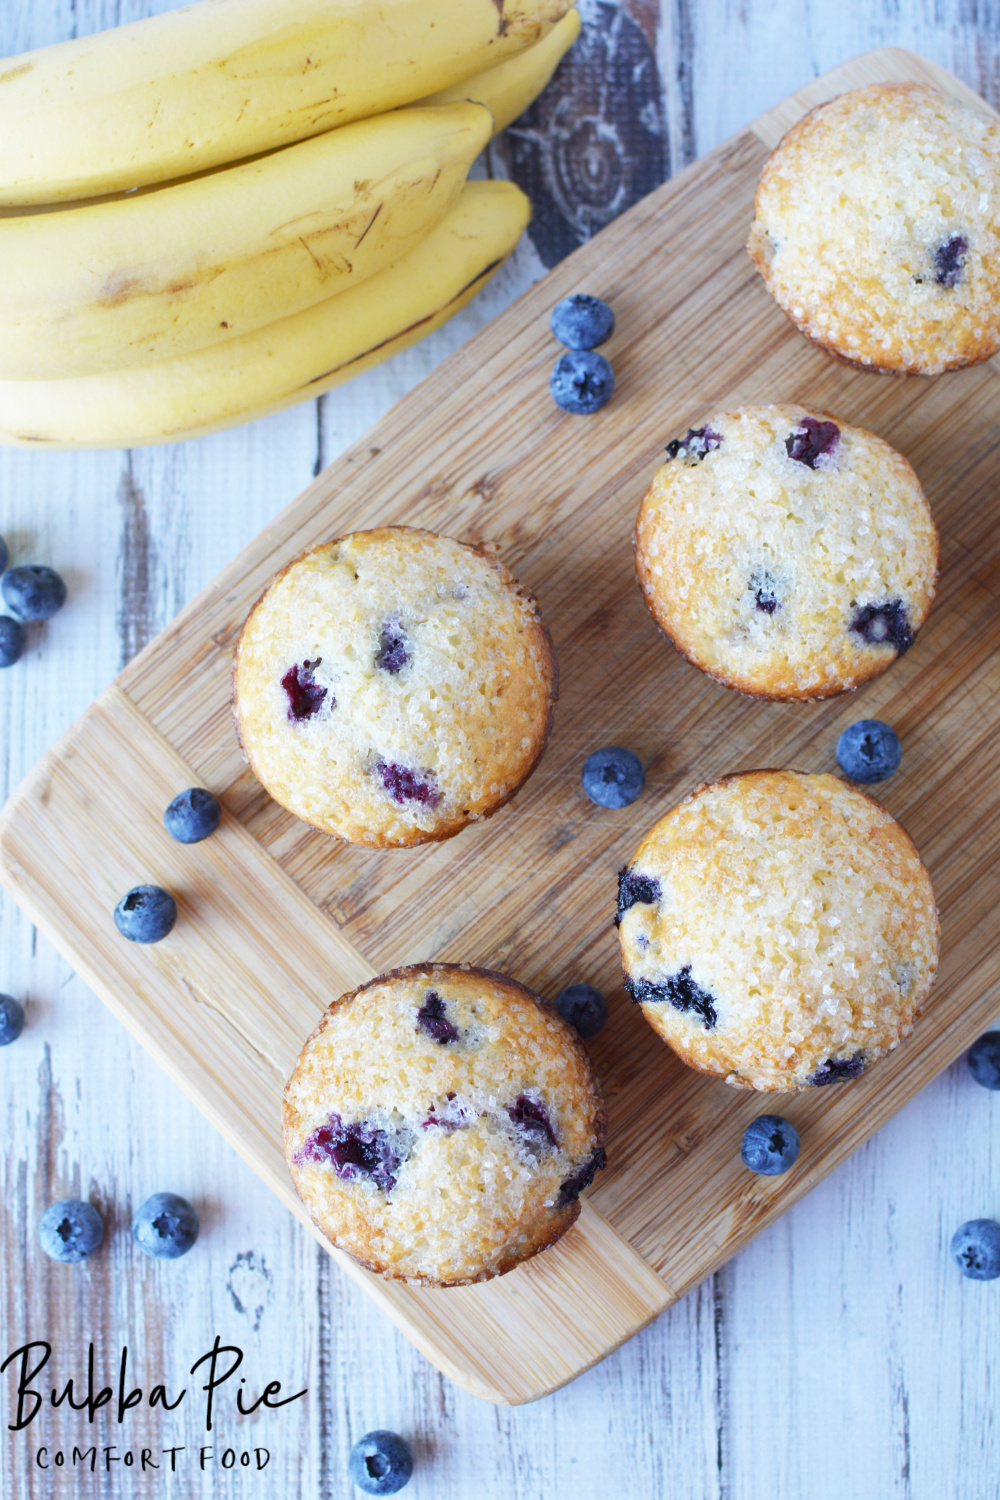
[[0, 0, 580, 448]]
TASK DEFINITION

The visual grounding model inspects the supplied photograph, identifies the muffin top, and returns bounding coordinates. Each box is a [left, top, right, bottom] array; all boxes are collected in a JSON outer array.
[[282, 963, 607, 1285], [617, 770, 939, 1092], [234, 527, 557, 846], [633, 404, 938, 700], [747, 82, 1000, 373]]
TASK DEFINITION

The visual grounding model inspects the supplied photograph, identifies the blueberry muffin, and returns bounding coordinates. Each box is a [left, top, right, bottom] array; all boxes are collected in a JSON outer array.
[[234, 527, 557, 846], [283, 963, 607, 1285], [617, 770, 939, 1092], [747, 83, 1000, 374], [633, 405, 938, 700]]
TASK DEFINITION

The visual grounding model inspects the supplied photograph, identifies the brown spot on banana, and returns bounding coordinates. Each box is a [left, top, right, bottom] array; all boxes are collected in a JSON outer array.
[[98, 273, 144, 307], [0, 61, 33, 85]]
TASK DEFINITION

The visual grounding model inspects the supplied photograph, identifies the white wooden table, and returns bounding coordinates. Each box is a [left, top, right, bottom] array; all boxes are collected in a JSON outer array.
[[1, 3, 998, 1497]]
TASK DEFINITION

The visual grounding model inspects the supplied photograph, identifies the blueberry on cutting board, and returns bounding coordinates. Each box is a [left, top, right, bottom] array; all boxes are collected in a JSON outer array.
[[551, 350, 614, 414], [164, 787, 221, 843], [554, 983, 608, 1040], [551, 293, 615, 349], [741, 1116, 800, 1176], [114, 885, 177, 943], [582, 747, 644, 807], [836, 720, 901, 783]]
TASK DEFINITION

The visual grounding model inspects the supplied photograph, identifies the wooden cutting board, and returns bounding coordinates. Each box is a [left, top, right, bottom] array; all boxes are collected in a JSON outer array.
[[1, 48, 998, 1407]]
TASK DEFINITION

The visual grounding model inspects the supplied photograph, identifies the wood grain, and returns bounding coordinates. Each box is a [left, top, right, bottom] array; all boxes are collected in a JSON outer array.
[[2, 48, 999, 1407]]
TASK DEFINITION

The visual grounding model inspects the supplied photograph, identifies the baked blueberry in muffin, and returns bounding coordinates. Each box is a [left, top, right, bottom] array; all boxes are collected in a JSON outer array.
[[634, 404, 938, 700], [747, 82, 1000, 374], [617, 770, 939, 1092], [283, 963, 607, 1285], [234, 527, 558, 846]]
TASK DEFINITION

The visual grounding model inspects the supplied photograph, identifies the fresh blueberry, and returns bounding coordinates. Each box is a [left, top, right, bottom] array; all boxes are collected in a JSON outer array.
[[0, 993, 25, 1045], [582, 746, 644, 808], [550, 350, 614, 414], [164, 788, 221, 844], [741, 1115, 800, 1176], [348, 1431, 413, 1495], [113, 885, 177, 943], [951, 1219, 1000, 1280], [132, 1192, 199, 1259], [836, 720, 902, 783], [0, 616, 26, 667], [1, 564, 67, 621], [38, 1199, 104, 1263], [550, 293, 615, 350], [553, 983, 608, 1040], [968, 1032, 1000, 1090], [0, 534, 8, 573]]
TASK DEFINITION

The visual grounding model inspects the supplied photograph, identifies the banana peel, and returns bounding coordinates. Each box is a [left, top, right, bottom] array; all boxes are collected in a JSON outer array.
[[0, 181, 531, 449]]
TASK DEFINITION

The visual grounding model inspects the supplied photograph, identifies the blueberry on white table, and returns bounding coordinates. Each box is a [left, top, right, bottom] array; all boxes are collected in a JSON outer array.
[[551, 350, 615, 414], [582, 746, 645, 808], [0, 616, 26, 667], [951, 1219, 1000, 1280], [554, 983, 608, 1040], [132, 1192, 199, 1258], [836, 720, 902, 783], [968, 1032, 1000, 1089], [1, 564, 67, 621], [38, 1199, 104, 1262], [114, 885, 177, 943], [551, 293, 615, 349], [741, 1116, 800, 1176], [348, 1431, 413, 1495], [164, 787, 221, 843], [0, 993, 25, 1044]]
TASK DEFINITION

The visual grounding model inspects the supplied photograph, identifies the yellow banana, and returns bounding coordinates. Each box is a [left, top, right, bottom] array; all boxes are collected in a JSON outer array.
[[0, 102, 491, 382], [421, 7, 580, 136], [0, 0, 574, 206], [0, 180, 530, 450]]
